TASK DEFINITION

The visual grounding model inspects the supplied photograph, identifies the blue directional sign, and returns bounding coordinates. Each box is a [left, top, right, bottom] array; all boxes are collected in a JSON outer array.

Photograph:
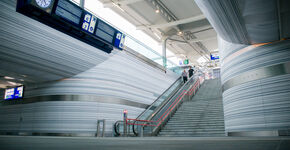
[[210, 54, 219, 60], [114, 31, 125, 50], [82, 12, 97, 34], [4, 86, 24, 100]]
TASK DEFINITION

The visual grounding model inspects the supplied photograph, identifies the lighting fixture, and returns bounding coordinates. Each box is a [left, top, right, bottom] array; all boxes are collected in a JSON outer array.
[[155, 9, 160, 13], [177, 31, 183, 35], [4, 76, 14, 80]]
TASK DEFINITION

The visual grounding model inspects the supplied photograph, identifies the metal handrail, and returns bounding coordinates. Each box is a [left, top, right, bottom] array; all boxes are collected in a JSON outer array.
[[127, 74, 205, 136], [131, 77, 183, 135], [135, 77, 182, 118]]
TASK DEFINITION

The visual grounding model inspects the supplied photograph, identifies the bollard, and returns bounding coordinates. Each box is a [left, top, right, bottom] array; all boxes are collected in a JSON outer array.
[[96, 119, 105, 137], [138, 125, 143, 137], [123, 109, 128, 137]]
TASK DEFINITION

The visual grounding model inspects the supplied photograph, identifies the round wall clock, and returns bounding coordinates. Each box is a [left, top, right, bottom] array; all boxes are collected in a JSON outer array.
[[35, 0, 52, 8]]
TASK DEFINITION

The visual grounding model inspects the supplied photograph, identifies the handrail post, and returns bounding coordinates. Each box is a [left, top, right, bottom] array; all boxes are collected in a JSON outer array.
[[138, 125, 143, 137], [96, 119, 105, 137]]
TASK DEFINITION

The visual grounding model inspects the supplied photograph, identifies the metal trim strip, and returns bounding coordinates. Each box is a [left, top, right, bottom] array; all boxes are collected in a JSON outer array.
[[0, 95, 153, 109], [222, 61, 290, 92]]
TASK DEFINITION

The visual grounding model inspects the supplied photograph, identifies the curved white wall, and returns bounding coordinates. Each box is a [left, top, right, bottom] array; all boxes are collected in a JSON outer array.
[[0, 50, 179, 135], [0, 0, 111, 82]]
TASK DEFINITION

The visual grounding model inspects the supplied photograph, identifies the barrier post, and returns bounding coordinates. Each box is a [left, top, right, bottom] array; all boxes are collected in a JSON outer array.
[[123, 109, 128, 136]]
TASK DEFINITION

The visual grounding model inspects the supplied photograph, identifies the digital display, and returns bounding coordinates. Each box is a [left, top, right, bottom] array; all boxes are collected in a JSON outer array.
[[95, 20, 116, 44], [4, 86, 24, 100], [82, 12, 97, 34], [55, 0, 82, 24], [114, 31, 125, 50]]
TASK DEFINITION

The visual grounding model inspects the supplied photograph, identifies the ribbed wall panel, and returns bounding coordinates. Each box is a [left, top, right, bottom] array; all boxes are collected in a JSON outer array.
[[0, 101, 144, 134], [219, 38, 290, 133], [223, 74, 290, 132], [0, 0, 110, 82], [195, 0, 279, 44], [220, 40, 290, 84], [0, 51, 178, 135]]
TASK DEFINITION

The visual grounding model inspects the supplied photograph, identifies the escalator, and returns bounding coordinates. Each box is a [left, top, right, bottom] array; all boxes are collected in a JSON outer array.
[[114, 74, 204, 136]]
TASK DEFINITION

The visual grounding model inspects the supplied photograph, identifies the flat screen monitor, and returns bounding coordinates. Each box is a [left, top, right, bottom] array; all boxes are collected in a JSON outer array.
[[95, 20, 115, 44], [4, 86, 24, 100], [55, 0, 82, 25]]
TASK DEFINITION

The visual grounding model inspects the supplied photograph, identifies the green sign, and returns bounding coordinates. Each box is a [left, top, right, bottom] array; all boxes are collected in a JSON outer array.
[[184, 59, 189, 65]]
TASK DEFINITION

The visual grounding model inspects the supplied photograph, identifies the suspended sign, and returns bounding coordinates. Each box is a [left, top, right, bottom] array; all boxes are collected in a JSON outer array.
[[4, 86, 24, 100], [16, 0, 126, 53], [184, 59, 189, 65], [210, 54, 219, 60]]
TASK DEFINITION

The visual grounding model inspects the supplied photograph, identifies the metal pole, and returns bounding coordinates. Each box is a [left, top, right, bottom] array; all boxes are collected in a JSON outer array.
[[80, 0, 85, 9], [138, 125, 143, 137], [162, 37, 168, 69], [102, 120, 105, 137], [96, 120, 100, 137], [123, 110, 128, 137]]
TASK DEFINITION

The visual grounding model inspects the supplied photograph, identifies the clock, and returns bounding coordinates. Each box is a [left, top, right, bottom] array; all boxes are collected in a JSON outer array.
[[35, 0, 52, 8]]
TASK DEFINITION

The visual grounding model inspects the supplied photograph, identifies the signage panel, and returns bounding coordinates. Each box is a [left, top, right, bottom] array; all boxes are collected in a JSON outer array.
[[95, 29, 114, 43], [4, 88, 15, 100], [210, 54, 219, 60], [4, 86, 24, 100], [55, 0, 82, 25], [114, 31, 125, 50], [82, 12, 97, 34], [95, 20, 116, 44], [97, 20, 115, 36]]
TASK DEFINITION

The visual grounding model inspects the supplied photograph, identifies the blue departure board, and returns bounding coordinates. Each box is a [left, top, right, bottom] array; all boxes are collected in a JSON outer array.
[[55, 0, 82, 25], [17, 0, 126, 52], [95, 20, 115, 44], [4, 86, 24, 100]]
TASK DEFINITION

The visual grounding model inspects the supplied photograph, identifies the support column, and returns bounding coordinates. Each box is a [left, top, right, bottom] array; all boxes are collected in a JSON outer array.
[[80, 0, 85, 9], [162, 37, 168, 69]]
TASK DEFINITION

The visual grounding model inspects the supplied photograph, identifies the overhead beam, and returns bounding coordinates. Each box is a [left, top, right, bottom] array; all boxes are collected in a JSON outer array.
[[137, 15, 206, 30], [103, 0, 144, 8]]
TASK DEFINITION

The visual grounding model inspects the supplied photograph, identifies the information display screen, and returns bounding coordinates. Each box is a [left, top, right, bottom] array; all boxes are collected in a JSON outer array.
[[55, 0, 82, 25], [95, 20, 115, 44], [4, 86, 24, 100]]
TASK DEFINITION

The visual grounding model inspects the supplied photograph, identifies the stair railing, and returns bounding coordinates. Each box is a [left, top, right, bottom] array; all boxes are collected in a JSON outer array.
[[126, 74, 205, 136]]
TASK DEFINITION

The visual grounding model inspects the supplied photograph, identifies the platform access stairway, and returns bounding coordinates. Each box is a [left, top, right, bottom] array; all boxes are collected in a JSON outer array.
[[158, 78, 225, 137]]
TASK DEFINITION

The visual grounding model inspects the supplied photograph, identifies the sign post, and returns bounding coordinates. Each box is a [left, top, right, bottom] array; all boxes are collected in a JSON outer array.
[[123, 109, 128, 136]]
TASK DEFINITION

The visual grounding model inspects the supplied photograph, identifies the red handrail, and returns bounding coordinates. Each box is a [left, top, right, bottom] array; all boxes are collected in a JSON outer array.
[[126, 76, 204, 128]]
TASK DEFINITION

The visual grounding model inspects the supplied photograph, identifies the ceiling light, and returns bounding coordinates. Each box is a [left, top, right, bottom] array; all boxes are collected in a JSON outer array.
[[177, 31, 183, 35], [4, 76, 14, 80], [7, 81, 17, 85], [155, 9, 160, 13]]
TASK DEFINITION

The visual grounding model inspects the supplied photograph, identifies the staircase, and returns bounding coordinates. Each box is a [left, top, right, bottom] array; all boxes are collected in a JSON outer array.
[[158, 78, 225, 137]]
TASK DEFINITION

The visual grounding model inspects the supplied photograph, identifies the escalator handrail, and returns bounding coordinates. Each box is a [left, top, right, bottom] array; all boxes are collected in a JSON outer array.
[[132, 75, 197, 135], [134, 76, 183, 120], [132, 74, 203, 135], [132, 76, 183, 135]]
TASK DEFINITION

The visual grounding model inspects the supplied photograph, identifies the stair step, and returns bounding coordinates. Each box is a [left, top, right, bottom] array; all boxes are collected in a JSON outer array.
[[159, 131, 225, 135], [161, 129, 225, 132], [158, 133, 225, 137]]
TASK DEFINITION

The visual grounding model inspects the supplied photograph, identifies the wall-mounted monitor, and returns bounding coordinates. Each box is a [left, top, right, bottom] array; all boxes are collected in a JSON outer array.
[[4, 86, 24, 100], [55, 0, 83, 25], [95, 20, 116, 44]]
